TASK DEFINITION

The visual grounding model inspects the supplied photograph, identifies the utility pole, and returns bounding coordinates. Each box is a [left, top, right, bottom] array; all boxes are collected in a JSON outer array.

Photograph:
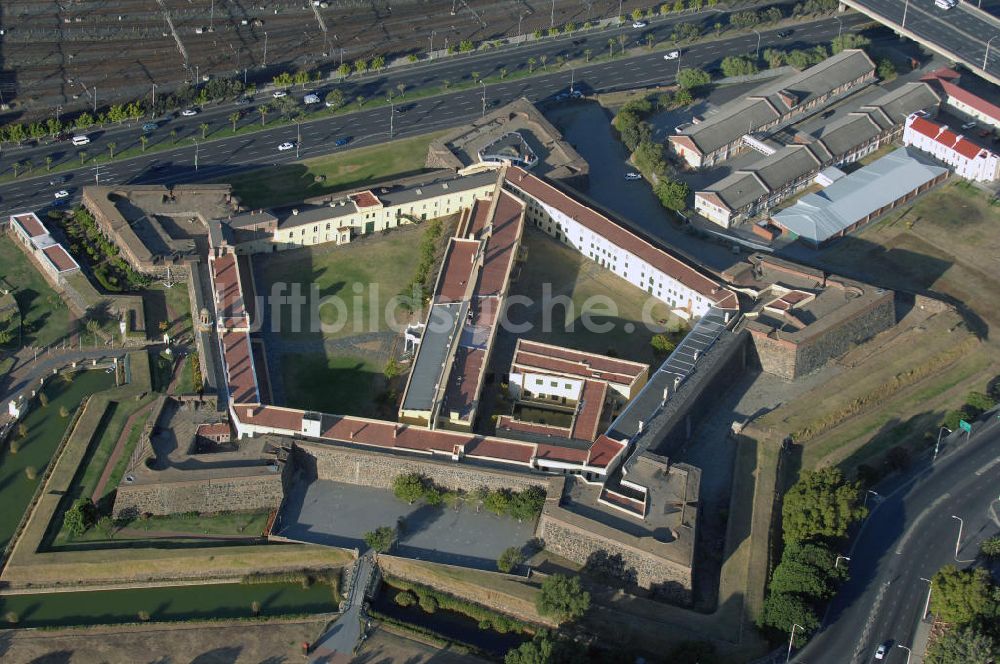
[[920, 577, 932, 620], [550, 0, 555, 29], [570, 67, 574, 93], [296, 121, 301, 158], [93, 85, 97, 113], [835, 555, 850, 569], [480, 80, 486, 117], [786, 624, 803, 663], [985, 35, 998, 72], [951, 515, 963, 560], [263, 32, 268, 67], [193, 138, 200, 171], [753, 29, 761, 58], [94, 161, 101, 184], [210, 0, 215, 32], [389, 102, 394, 137], [902, 0, 910, 29], [151, 83, 157, 108], [430, 30, 436, 56]]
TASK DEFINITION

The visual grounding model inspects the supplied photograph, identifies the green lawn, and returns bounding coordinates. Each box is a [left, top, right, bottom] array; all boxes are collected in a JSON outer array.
[[0, 370, 115, 553], [129, 510, 272, 537], [281, 353, 382, 417], [510, 229, 685, 366], [256, 224, 433, 341], [0, 580, 336, 629], [225, 130, 448, 208], [0, 236, 73, 348]]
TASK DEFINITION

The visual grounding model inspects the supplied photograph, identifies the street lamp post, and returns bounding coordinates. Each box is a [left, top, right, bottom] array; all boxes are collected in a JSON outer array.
[[389, 102, 394, 137], [902, 0, 910, 29], [480, 80, 487, 117], [193, 138, 200, 171], [518, 13, 525, 42], [550, 0, 555, 29], [151, 83, 156, 109], [296, 121, 301, 159], [752, 29, 761, 58], [920, 577, 933, 620], [786, 624, 803, 663], [897, 645, 912, 664], [934, 426, 951, 460], [834, 15, 843, 39], [429, 30, 436, 56], [985, 35, 998, 72], [835, 555, 850, 569], [263, 32, 269, 67], [864, 489, 879, 509], [951, 515, 964, 560]]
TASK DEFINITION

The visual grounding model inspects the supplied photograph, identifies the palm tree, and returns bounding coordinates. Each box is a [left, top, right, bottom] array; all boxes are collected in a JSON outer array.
[[499, 67, 508, 80], [229, 112, 240, 132], [528, 57, 537, 73], [45, 156, 53, 171], [259, 105, 269, 126], [584, 48, 592, 63], [355, 95, 365, 110], [9, 162, 17, 178], [24, 159, 33, 174], [617, 34, 626, 53], [140, 135, 148, 152], [78, 151, 88, 166], [608, 38, 615, 59], [539, 55, 548, 70], [107, 142, 116, 159], [646, 34, 655, 50], [200, 123, 209, 139], [396, 82, 406, 98], [714, 22, 722, 36], [442, 79, 451, 90], [471, 71, 480, 83], [169, 129, 178, 143]]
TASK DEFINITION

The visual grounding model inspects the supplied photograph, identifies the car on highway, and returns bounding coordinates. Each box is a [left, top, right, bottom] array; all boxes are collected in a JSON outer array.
[[663, 50, 680, 60], [777, 30, 793, 38], [962, 121, 977, 130], [632, 20, 647, 28], [49, 175, 68, 186], [236, 96, 253, 105], [272, 90, 288, 99], [71, 135, 90, 146], [335, 137, 351, 146], [180, 108, 199, 116], [277, 142, 295, 151], [142, 122, 158, 133], [874, 643, 888, 660], [303, 94, 321, 104], [935, 0, 956, 8], [54, 189, 70, 199], [624, 172, 642, 180]]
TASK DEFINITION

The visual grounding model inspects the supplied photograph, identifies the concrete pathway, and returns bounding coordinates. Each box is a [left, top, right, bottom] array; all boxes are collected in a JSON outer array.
[[309, 553, 375, 663]]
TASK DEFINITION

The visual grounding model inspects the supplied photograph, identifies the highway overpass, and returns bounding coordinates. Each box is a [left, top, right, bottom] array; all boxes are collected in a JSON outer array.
[[840, 0, 1000, 86]]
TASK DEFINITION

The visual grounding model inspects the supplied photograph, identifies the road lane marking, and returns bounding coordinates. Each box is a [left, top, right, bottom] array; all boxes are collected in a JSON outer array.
[[896, 492, 950, 554], [975, 457, 1000, 476]]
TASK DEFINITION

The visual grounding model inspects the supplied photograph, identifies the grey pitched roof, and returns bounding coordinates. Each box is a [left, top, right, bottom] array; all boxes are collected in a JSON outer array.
[[816, 113, 883, 156], [862, 81, 940, 125], [401, 302, 466, 412], [675, 50, 875, 155], [754, 145, 823, 190], [228, 210, 278, 229], [771, 148, 947, 244]]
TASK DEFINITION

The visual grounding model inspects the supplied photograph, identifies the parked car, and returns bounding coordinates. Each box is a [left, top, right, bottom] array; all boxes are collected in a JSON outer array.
[[335, 137, 351, 146], [624, 172, 642, 180], [663, 50, 680, 60], [180, 108, 199, 116], [632, 20, 647, 28], [54, 190, 70, 199], [303, 94, 321, 104], [277, 142, 295, 151], [874, 643, 889, 660], [272, 90, 288, 99]]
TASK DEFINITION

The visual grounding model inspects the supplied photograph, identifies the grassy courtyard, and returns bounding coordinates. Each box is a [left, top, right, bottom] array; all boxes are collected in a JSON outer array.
[[281, 353, 383, 417], [509, 228, 685, 366], [0, 236, 73, 348], [226, 130, 448, 208]]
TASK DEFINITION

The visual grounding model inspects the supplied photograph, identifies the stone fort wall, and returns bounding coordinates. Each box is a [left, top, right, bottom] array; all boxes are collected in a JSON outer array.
[[112, 472, 284, 518], [295, 441, 547, 493]]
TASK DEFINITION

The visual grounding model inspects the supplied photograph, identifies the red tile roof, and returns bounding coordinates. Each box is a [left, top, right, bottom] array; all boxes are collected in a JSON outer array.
[[476, 191, 524, 296], [197, 423, 232, 438], [938, 79, 1000, 123], [212, 254, 247, 326], [222, 331, 259, 404], [909, 115, 990, 161], [504, 167, 738, 309], [921, 67, 961, 82], [587, 435, 626, 468], [238, 405, 304, 431], [469, 198, 493, 236], [434, 239, 479, 303], [516, 339, 647, 383], [442, 347, 486, 422], [350, 191, 381, 208], [535, 444, 590, 464], [497, 415, 572, 438], [465, 438, 535, 464], [11, 213, 47, 238], [42, 245, 78, 272], [570, 380, 607, 442]]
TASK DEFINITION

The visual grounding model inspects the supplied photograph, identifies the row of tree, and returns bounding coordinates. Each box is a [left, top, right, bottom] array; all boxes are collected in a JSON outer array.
[[758, 468, 867, 644], [924, 565, 1000, 663], [391, 472, 546, 521]]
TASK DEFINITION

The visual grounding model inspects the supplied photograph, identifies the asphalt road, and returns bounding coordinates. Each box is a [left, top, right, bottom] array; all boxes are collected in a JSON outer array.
[[0, 12, 866, 220], [843, 0, 1000, 82], [793, 417, 1000, 664]]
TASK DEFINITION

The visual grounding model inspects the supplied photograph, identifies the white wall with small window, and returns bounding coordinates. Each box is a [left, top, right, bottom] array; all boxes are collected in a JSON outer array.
[[509, 371, 583, 402]]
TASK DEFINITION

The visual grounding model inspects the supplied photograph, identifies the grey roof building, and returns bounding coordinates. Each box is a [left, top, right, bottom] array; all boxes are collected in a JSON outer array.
[[669, 50, 877, 168], [771, 147, 948, 246], [695, 82, 941, 227]]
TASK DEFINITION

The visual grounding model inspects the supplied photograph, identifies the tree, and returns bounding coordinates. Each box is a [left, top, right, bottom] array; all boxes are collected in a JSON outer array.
[[781, 467, 866, 543], [64, 498, 98, 537], [471, 71, 481, 83], [673, 88, 694, 106], [16, 423, 27, 440], [396, 82, 406, 98], [676, 67, 711, 91], [608, 38, 615, 59], [654, 179, 690, 211], [38, 392, 49, 408], [584, 48, 593, 63], [12, 161, 20, 178], [363, 525, 396, 553], [943, 409, 970, 431], [24, 466, 37, 480], [763, 48, 786, 69], [418, 593, 438, 613], [0, 329, 11, 346], [498, 546, 525, 573], [139, 135, 149, 152], [107, 141, 117, 159], [673, 0, 685, 12], [484, 488, 512, 515], [372, 55, 386, 72], [229, 112, 241, 132], [721, 55, 758, 77], [325, 89, 344, 109], [59, 405, 69, 418], [540, 55, 548, 70], [831, 34, 871, 54], [509, 486, 545, 521], [45, 155, 53, 171], [632, 8, 644, 19], [536, 574, 590, 622], [354, 59, 368, 75], [258, 104, 269, 126], [758, 592, 820, 639], [769, 559, 836, 599], [169, 129, 178, 143], [925, 626, 998, 664], [459, 39, 475, 52], [965, 391, 997, 414], [930, 565, 997, 625], [96, 515, 116, 539], [650, 334, 676, 355], [273, 72, 294, 88], [337, 63, 351, 78], [393, 473, 428, 504], [504, 631, 584, 664], [394, 590, 416, 607], [979, 536, 1000, 559]]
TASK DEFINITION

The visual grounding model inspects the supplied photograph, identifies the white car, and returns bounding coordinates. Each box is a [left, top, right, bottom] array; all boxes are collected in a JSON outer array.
[[632, 20, 647, 28], [180, 108, 198, 116], [272, 90, 288, 99], [874, 644, 888, 660], [664, 50, 680, 60], [624, 172, 642, 180], [303, 94, 320, 104], [54, 190, 70, 199], [961, 121, 977, 130], [277, 142, 295, 151]]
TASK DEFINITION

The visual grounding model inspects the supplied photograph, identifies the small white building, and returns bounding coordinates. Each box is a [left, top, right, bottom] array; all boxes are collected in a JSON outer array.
[[903, 113, 1000, 183], [7, 212, 81, 280]]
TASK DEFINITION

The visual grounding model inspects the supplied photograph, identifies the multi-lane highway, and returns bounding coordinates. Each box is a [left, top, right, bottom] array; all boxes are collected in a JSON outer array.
[[0, 13, 867, 221], [793, 418, 1000, 664], [842, 0, 1000, 85]]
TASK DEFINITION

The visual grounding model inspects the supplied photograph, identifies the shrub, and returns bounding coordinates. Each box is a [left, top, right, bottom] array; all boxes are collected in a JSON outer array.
[[4, 611, 18, 624], [980, 536, 1000, 560], [395, 590, 416, 607], [536, 574, 590, 622], [965, 391, 996, 415], [418, 594, 439, 613], [943, 409, 970, 431], [364, 525, 397, 553], [137, 610, 151, 621], [64, 498, 98, 536], [24, 466, 37, 480], [498, 546, 525, 573], [651, 334, 676, 355]]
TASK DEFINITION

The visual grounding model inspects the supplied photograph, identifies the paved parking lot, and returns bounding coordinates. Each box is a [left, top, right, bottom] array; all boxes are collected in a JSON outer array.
[[276, 479, 536, 570]]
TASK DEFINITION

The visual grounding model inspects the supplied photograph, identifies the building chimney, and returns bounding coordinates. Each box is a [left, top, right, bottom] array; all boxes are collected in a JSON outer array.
[[245, 408, 253, 419], [292, 209, 299, 216]]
